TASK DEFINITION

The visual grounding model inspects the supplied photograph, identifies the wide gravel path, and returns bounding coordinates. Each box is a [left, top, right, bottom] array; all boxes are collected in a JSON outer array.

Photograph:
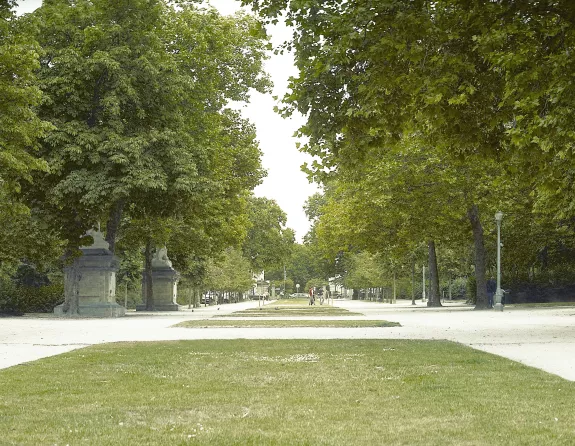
[[1, 299, 574, 381]]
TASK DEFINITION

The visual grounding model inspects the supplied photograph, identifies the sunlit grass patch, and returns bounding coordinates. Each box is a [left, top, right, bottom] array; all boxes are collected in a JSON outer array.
[[225, 299, 360, 317], [1, 340, 574, 445], [174, 319, 401, 328]]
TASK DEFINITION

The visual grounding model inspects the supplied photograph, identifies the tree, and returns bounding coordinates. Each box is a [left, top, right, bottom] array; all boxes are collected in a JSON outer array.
[[22, 0, 271, 313], [242, 196, 295, 273], [342, 252, 384, 294], [243, 0, 540, 309], [0, 1, 50, 199], [23, 0, 271, 250], [204, 247, 253, 301], [0, 2, 57, 272], [471, 1, 575, 226], [265, 242, 326, 294]]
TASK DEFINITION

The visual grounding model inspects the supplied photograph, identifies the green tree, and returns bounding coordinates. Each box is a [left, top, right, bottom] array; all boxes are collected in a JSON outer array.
[[22, 0, 271, 312], [242, 196, 295, 273], [204, 247, 253, 300], [23, 0, 270, 249], [342, 252, 384, 293], [0, 2, 58, 273], [0, 1, 50, 198], [243, 0, 539, 309]]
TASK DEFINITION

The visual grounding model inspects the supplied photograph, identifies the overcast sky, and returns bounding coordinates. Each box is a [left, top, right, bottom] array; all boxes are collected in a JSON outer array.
[[16, 0, 319, 241]]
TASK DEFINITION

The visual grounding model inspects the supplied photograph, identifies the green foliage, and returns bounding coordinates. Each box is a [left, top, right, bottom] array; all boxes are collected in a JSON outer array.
[[245, 0, 575, 306], [304, 277, 327, 291], [242, 196, 295, 271], [343, 252, 384, 290], [446, 277, 468, 300], [466, 275, 477, 305], [0, 1, 50, 197], [20, 0, 271, 253], [204, 247, 253, 294], [114, 280, 142, 310], [0, 279, 64, 314]]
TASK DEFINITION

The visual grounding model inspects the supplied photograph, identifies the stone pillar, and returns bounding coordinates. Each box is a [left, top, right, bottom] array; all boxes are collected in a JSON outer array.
[[137, 247, 180, 311], [55, 230, 125, 317]]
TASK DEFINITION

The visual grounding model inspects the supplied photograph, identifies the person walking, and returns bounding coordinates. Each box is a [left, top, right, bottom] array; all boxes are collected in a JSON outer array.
[[486, 277, 496, 308]]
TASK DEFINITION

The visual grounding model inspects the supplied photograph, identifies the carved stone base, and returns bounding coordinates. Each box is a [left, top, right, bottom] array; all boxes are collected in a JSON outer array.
[[137, 263, 180, 311], [55, 229, 125, 318]]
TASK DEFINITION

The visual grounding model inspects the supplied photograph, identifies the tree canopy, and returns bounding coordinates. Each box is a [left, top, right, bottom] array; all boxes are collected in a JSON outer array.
[[243, 196, 295, 272], [22, 0, 271, 253], [242, 0, 575, 307]]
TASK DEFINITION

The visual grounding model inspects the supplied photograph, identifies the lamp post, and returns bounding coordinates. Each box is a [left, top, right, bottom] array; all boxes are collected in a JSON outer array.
[[494, 211, 504, 311]]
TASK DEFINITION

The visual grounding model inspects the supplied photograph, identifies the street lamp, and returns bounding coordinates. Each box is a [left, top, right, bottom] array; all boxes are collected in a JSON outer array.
[[494, 211, 504, 311]]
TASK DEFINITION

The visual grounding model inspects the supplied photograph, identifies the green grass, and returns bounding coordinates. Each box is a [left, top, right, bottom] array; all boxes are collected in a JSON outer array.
[[506, 302, 575, 308], [174, 319, 401, 328], [225, 299, 360, 317], [1, 340, 574, 445]]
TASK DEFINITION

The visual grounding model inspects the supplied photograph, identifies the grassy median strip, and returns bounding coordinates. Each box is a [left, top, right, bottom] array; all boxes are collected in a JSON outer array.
[[225, 299, 361, 317], [1, 339, 574, 445], [174, 319, 401, 328], [506, 302, 575, 308]]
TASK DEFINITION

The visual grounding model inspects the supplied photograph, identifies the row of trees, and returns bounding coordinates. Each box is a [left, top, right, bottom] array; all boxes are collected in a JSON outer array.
[[1, 0, 294, 313], [244, 0, 575, 307]]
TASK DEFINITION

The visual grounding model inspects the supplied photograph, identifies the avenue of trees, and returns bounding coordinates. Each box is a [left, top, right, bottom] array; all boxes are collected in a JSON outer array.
[[0, 0, 294, 313], [244, 0, 575, 307], [5, 0, 575, 312]]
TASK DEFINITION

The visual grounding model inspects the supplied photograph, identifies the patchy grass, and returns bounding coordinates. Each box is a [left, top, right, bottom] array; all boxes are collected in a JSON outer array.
[[225, 299, 360, 317], [273, 298, 314, 305], [506, 302, 575, 308], [1, 340, 574, 445], [173, 319, 401, 328]]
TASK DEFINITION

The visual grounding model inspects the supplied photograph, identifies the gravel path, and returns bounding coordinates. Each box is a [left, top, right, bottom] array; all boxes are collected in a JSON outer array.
[[1, 299, 574, 380]]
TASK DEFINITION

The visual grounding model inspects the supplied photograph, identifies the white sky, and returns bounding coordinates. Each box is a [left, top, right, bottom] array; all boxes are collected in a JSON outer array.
[[16, 0, 319, 241]]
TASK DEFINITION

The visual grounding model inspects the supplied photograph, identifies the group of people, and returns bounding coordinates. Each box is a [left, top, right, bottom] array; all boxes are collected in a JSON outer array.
[[309, 287, 325, 305]]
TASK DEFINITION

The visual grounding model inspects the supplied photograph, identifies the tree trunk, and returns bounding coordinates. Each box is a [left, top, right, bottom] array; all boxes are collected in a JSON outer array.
[[352, 289, 359, 300], [144, 239, 154, 310], [105, 199, 125, 254], [62, 248, 81, 316], [427, 240, 442, 307], [64, 262, 81, 316], [468, 204, 489, 309]]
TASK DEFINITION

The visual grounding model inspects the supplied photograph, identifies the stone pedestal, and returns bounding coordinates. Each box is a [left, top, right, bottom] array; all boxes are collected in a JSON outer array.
[[137, 247, 180, 311], [55, 230, 125, 317]]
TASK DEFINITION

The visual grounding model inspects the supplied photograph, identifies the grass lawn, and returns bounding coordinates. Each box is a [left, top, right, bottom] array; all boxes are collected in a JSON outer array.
[[224, 299, 361, 317], [174, 320, 401, 328], [1, 340, 574, 445], [506, 302, 575, 308]]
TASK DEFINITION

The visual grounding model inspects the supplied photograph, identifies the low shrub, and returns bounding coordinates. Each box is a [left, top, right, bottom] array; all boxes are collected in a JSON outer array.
[[0, 280, 64, 315], [466, 275, 477, 304]]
